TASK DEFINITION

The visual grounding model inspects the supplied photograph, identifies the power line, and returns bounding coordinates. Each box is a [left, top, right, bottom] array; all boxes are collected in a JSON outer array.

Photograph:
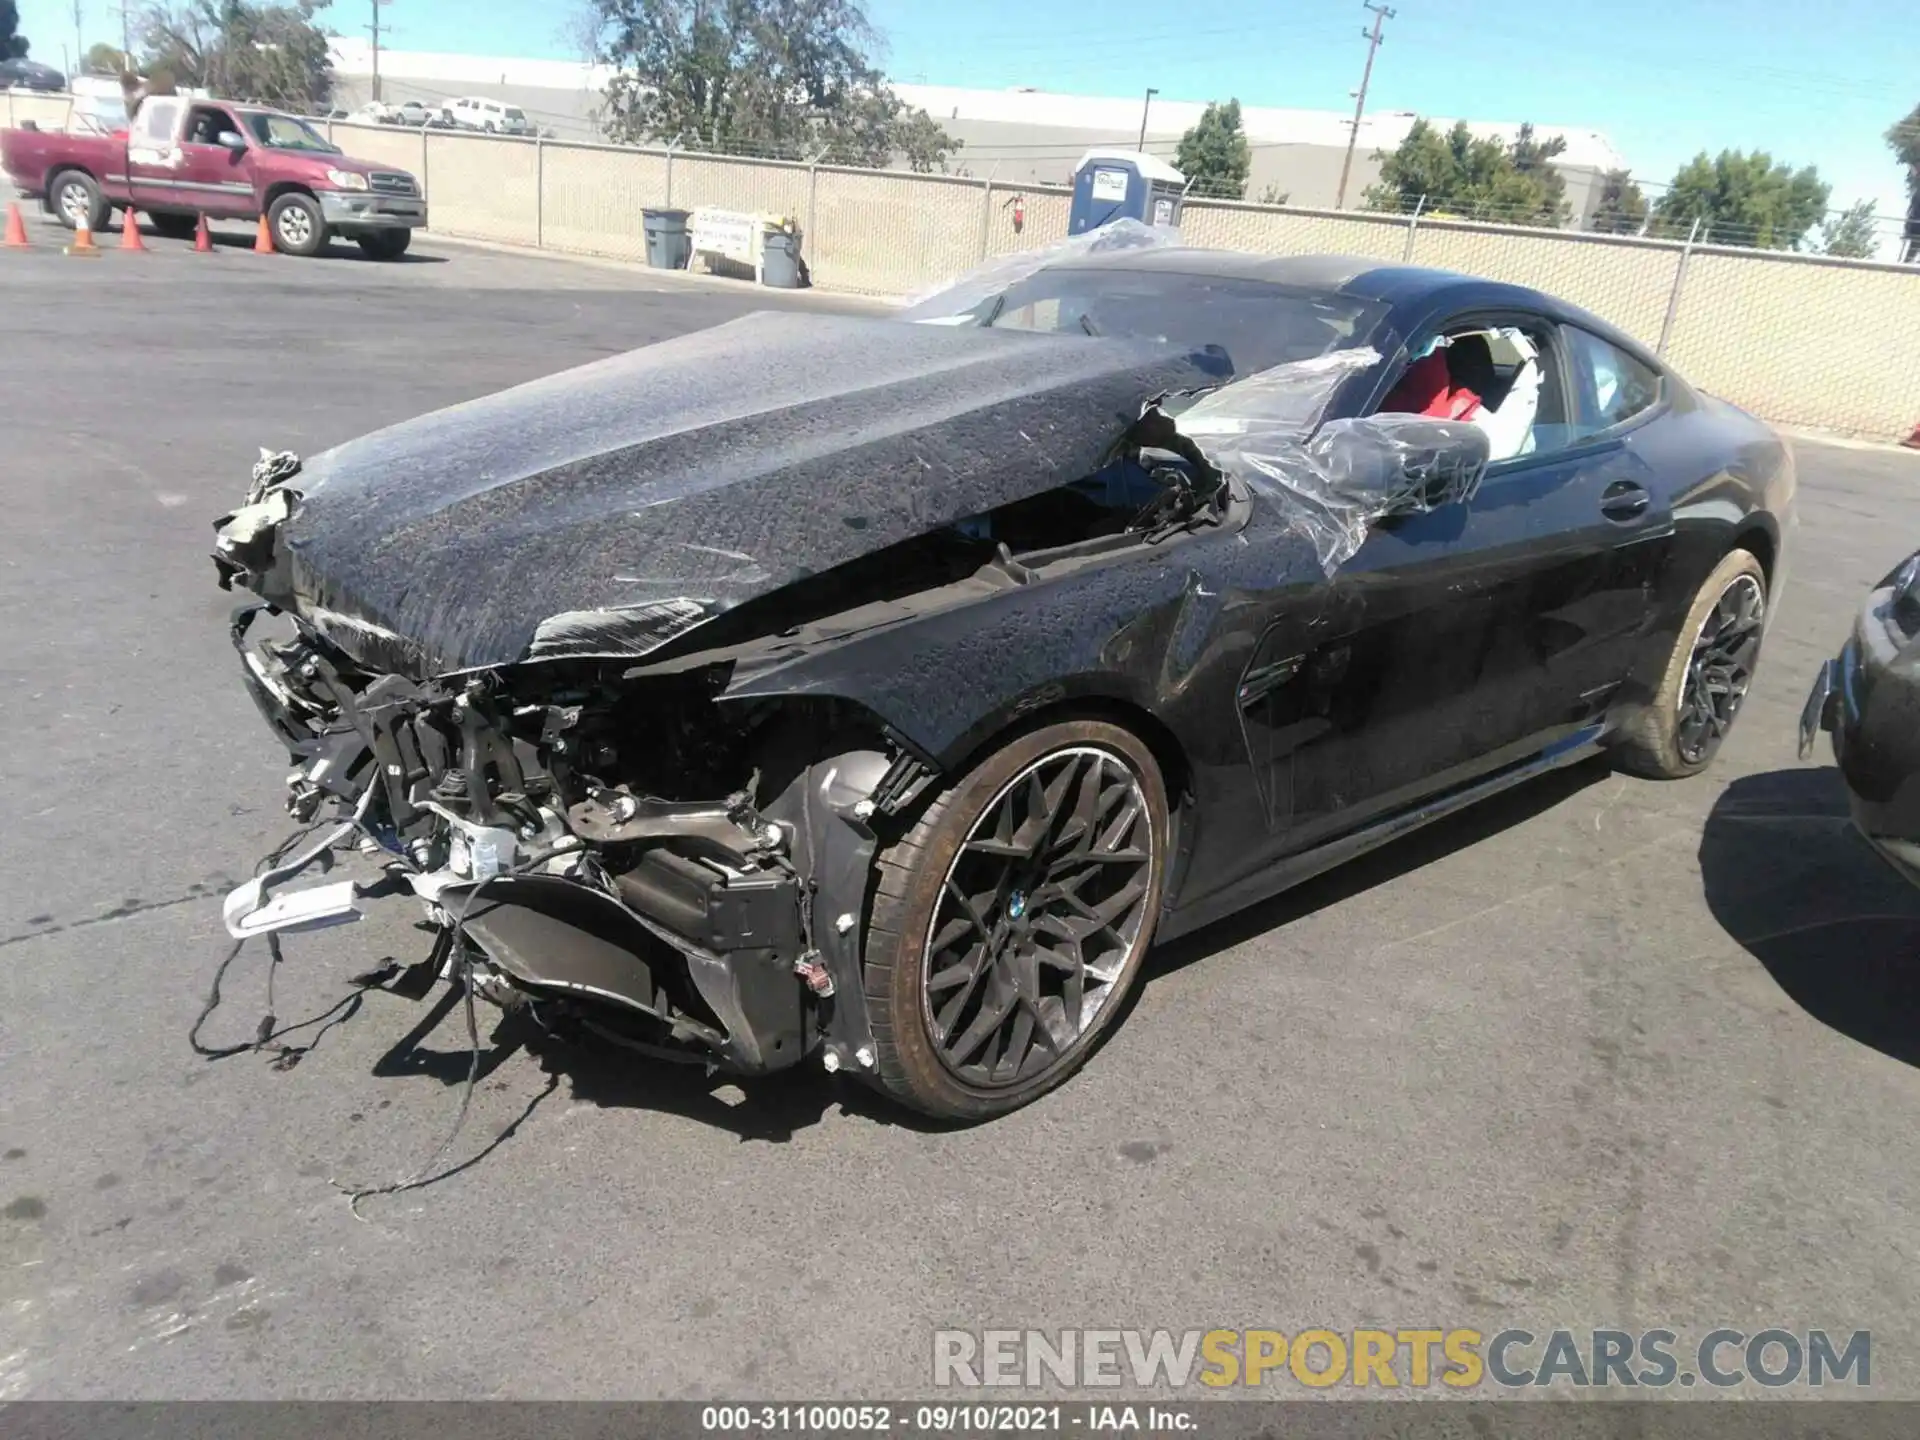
[[1336, 2, 1394, 210]]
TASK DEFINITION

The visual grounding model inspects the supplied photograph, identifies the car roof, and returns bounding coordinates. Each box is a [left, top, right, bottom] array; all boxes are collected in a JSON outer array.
[[1043, 245, 1660, 368]]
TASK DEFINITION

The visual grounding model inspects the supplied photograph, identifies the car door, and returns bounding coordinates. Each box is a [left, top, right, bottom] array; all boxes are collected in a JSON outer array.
[[1250, 312, 1667, 853], [131, 102, 254, 217], [124, 95, 185, 207]]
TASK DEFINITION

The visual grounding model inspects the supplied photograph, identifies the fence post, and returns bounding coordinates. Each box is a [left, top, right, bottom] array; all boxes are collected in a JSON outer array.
[[665, 141, 677, 207], [535, 133, 545, 249], [1656, 217, 1701, 360], [1402, 194, 1427, 263], [806, 158, 819, 254], [977, 161, 1002, 262]]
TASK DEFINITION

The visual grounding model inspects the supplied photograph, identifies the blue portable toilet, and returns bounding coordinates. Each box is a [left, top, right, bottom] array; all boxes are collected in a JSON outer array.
[[1069, 148, 1187, 236]]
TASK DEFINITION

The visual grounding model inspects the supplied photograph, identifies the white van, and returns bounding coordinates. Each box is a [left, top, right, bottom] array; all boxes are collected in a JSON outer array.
[[445, 97, 533, 136]]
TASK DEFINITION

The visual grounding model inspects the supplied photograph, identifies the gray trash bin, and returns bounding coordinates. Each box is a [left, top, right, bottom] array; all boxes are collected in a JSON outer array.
[[642, 207, 691, 269], [760, 229, 802, 288]]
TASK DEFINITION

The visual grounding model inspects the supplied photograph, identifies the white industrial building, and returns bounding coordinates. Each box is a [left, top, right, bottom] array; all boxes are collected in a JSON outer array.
[[326, 37, 1627, 219]]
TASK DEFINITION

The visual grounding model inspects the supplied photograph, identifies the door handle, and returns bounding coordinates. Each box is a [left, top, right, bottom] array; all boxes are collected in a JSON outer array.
[[1599, 479, 1650, 522]]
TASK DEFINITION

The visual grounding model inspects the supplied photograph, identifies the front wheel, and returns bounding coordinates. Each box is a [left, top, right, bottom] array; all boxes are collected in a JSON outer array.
[[1612, 547, 1768, 778], [861, 719, 1170, 1120], [355, 228, 412, 260], [267, 192, 328, 257]]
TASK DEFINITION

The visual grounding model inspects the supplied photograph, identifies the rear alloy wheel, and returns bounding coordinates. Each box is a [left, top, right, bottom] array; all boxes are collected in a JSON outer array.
[[863, 720, 1169, 1120], [1613, 548, 1767, 778], [268, 192, 328, 257], [51, 170, 109, 232]]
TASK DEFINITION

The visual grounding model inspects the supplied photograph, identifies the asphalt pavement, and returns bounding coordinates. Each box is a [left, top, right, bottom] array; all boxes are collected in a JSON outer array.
[[4, 227, 1920, 1402]]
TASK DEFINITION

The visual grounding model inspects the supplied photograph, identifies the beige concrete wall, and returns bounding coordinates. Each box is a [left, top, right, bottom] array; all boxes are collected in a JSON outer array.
[[1408, 222, 1683, 348], [1663, 249, 1920, 439], [808, 166, 983, 294], [9, 101, 1920, 440], [1180, 199, 1412, 264]]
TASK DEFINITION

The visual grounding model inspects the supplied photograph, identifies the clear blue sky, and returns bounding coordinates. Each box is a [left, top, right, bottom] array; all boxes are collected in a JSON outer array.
[[21, 0, 1918, 220]]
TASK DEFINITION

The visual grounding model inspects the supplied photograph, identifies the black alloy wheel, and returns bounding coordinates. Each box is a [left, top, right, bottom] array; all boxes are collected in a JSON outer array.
[[921, 744, 1155, 1087], [1613, 547, 1768, 779], [863, 719, 1170, 1120], [1676, 572, 1765, 766]]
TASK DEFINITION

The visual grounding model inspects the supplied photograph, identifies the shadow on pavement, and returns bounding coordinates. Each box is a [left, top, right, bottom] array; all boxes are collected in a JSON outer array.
[[1699, 766, 1920, 1066], [352, 755, 1621, 1152], [202, 228, 449, 262]]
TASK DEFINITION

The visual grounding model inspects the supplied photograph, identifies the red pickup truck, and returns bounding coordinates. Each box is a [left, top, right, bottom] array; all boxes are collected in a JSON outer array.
[[2, 95, 427, 259]]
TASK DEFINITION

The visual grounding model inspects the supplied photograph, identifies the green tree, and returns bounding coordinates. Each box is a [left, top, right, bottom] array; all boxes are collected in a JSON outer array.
[[1174, 99, 1251, 200], [84, 41, 130, 74], [1818, 200, 1880, 259], [1890, 102, 1920, 262], [137, 1, 334, 111], [1, 0, 28, 60], [585, 0, 957, 170], [1362, 118, 1569, 226], [1649, 149, 1830, 249], [1589, 169, 1648, 234]]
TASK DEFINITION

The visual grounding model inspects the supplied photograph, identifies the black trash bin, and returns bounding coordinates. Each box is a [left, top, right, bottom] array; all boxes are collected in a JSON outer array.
[[760, 229, 802, 288], [642, 207, 691, 269]]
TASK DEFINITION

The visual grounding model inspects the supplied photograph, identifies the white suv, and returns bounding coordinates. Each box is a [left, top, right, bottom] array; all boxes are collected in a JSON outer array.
[[445, 97, 533, 135]]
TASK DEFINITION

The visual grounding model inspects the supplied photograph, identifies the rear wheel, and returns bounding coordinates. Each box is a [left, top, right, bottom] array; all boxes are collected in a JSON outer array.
[[862, 719, 1169, 1120], [267, 192, 328, 257], [354, 227, 412, 260], [50, 170, 109, 232], [1613, 547, 1767, 778]]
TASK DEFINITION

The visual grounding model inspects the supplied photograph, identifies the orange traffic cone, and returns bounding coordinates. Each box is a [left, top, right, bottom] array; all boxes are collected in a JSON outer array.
[[65, 211, 100, 257], [3, 202, 28, 249], [253, 214, 276, 255], [193, 213, 213, 253], [119, 207, 148, 252]]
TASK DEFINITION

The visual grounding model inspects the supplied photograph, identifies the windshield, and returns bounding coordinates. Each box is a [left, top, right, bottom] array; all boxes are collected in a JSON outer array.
[[505, 108, 526, 121], [931, 267, 1386, 377], [245, 113, 338, 153]]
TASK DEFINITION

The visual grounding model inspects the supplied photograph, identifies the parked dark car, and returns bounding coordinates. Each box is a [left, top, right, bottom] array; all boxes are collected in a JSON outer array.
[[0, 58, 67, 92], [1801, 550, 1920, 886], [209, 242, 1795, 1120]]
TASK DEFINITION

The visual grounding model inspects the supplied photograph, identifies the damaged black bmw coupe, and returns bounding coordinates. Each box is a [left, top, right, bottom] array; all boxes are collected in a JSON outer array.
[[211, 235, 1794, 1119]]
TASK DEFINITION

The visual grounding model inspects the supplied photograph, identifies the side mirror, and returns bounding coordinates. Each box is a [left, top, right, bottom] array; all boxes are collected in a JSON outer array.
[[217, 130, 248, 151], [1310, 416, 1490, 517]]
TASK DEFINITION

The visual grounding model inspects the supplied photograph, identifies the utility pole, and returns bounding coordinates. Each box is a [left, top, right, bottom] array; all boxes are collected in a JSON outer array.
[[368, 0, 388, 103], [72, 0, 82, 75], [105, 0, 132, 64], [1137, 87, 1158, 152], [1335, 2, 1394, 210]]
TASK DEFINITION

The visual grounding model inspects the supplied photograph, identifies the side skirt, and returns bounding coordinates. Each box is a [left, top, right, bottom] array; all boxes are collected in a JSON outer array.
[[1157, 722, 1609, 943]]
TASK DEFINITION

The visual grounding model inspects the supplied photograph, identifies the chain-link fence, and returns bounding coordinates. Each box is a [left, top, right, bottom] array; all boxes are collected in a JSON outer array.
[[6, 98, 1919, 441]]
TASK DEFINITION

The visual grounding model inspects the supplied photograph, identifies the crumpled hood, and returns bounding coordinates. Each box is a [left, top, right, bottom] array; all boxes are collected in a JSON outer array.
[[256, 310, 1222, 675]]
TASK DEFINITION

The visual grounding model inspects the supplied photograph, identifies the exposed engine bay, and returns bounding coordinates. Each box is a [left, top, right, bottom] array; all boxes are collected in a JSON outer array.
[[225, 592, 910, 1075]]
